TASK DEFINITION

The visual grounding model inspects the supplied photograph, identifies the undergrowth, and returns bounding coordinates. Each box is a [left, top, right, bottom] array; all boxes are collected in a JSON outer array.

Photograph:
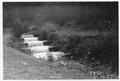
[[4, 3, 118, 79]]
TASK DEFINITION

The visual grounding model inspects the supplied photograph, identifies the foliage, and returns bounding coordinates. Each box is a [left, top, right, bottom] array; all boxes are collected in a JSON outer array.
[[4, 3, 118, 78]]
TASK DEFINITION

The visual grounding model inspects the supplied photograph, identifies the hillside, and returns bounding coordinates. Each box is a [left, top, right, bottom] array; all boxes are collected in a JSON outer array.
[[3, 32, 93, 79], [3, 2, 118, 79]]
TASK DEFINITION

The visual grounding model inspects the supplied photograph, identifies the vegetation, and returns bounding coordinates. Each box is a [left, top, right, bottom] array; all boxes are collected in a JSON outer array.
[[3, 2, 118, 79]]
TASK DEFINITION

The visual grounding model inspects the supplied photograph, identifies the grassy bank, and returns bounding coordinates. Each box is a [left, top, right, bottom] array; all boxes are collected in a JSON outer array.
[[3, 2, 118, 79]]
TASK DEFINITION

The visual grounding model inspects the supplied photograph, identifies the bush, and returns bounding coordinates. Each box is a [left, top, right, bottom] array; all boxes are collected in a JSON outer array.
[[90, 32, 118, 73], [37, 22, 59, 40], [11, 23, 29, 38]]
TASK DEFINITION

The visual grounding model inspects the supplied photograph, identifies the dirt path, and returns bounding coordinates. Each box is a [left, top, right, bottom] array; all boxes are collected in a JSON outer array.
[[3, 32, 93, 79]]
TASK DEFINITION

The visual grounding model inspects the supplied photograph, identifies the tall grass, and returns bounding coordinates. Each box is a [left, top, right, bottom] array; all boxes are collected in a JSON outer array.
[[3, 2, 118, 78]]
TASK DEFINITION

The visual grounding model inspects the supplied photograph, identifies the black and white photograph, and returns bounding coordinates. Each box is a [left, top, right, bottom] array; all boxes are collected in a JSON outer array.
[[3, 1, 119, 79]]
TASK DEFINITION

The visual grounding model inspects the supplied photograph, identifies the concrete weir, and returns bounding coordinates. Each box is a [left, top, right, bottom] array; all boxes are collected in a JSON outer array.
[[21, 33, 65, 61]]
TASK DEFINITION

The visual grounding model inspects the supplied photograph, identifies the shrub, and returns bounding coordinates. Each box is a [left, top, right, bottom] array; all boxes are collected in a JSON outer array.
[[37, 22, 59, 40], [11, 23, 29, 38], [89, 31, 118, 73]]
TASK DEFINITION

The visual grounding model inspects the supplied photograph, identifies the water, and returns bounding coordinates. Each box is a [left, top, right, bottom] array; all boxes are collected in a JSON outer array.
[[21, 33, 65, 61]]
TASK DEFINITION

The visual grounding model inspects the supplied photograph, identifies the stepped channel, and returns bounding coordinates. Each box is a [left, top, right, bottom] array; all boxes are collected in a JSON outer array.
[[21, 33, 65, 61]]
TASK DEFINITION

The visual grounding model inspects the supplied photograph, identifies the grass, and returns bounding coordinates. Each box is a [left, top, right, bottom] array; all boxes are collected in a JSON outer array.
[[56, 59, 118, 79], [6, 26, 118, 79], [3, 2, 118, 79]]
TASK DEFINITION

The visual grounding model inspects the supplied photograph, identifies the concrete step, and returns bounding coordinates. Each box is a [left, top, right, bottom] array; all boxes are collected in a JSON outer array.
[[33, 52, 51, 59], [21, 33, 34, 38], [23, 40, 47, 47], [23, 37, 38, 42], [28, 46, 52, 53], [21, 33, 65, 61], [32, 51, 65, 60]]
